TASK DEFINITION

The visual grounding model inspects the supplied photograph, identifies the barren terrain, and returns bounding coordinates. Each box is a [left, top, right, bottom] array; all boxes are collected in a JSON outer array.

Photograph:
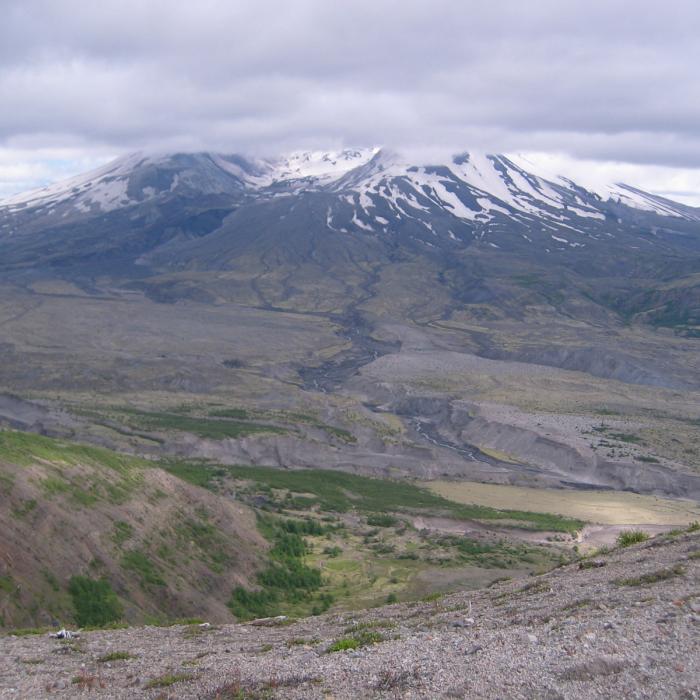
[[1, 530, 698, 699]]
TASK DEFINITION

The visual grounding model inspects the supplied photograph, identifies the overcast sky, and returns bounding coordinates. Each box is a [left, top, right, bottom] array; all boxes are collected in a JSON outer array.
[[2, 0, 700, 203]]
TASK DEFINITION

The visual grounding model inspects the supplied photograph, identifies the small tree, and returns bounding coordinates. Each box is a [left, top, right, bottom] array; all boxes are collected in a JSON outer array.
[[68, 575, 123, 627]]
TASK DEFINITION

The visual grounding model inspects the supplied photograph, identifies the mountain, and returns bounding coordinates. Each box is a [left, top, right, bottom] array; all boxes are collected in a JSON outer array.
[[2, 147, 699, 333], [1, 148, 700, 637], [2, 148, 699, 264], [0, 147, 699, 501], [2, 147, 699, 296]]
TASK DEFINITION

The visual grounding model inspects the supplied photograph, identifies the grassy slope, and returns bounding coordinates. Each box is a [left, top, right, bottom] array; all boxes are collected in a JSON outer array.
[[0, 430, 263, 629], [0, 428, 582, 630], [164, 462, 580, 618], [165, 462, 584, 533]]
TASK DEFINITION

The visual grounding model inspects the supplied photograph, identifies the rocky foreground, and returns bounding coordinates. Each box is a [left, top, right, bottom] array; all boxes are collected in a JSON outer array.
[[1, 532, 698, 699]]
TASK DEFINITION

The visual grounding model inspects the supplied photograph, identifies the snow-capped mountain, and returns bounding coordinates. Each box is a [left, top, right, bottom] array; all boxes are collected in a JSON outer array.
[[3, 147, 697, 224], [0, 148, 377, 218], [260, 148, 379, 187], [1, 147, 699, 275]]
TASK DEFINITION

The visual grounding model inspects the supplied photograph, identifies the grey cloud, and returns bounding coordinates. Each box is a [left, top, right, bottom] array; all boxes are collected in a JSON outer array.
[[1, 0, 699, 168]]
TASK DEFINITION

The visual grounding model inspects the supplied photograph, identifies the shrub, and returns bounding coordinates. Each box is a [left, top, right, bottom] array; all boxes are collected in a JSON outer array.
[[311, 593, 334, 615], [616, 530, 650, 548], [97, 651, 134, 663], [278, 518, 325, 536], [328, 629, 386, 653], [228, 587, 278, 620], [366, 514, 398, 528], [145, 673, 195, 689], [228, 518, 323, 620], [68, 576, 123, 628], [328, 637, 359, 652], [121, 550, 165, 587], [112, 521, 134, 546], [615, 564, 686, 587]]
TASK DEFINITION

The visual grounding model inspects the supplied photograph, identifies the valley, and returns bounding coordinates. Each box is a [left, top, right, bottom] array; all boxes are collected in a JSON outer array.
[[0, 148, 699, 637]]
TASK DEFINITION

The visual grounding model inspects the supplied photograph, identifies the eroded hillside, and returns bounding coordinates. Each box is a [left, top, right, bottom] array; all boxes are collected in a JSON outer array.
[[1, 528, 698, 699]]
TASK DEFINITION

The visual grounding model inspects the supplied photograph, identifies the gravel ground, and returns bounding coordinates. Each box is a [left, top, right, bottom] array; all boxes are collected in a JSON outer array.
[[1, 532, 698, 699]]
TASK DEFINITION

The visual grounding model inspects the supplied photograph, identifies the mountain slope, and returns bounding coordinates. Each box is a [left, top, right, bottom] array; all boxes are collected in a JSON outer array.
[[2, 529, 698, 698], [2, 147, 699, 273], [0, 430, 264, 628], [0, 148, 698, 501]]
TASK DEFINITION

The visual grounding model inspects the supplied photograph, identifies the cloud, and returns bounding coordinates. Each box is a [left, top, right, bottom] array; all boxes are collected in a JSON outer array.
[[1, 0, 699, 201]]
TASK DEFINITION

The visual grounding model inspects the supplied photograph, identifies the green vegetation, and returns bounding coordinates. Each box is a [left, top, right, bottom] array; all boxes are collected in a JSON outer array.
[[0, 430, 145, 505], [42, 569, 60, 592], [208, 406, 356, 442], [327, 637, 360, 652], [344, 619, 395, 633], [145, 673, 196, 689], [112, 521, 134, 546], [0, 575, 17, 596], [367, 514, 399, 528], [114, 408, 287, 440], [12, 498, 37, 518], [67, 576, 123, 627], [615, 564, 686, 587], [616, 530, 650, 548], [0, 430, 146, 474], [172, 515, 233, 573], [121, 550, 166, 588], [229, 517, 326, 620], [162, 460, 227, 490], [328, 629, 385, 653], [207, 408, 250, 419], [276, 517, 326, 536], [168, 463, 581, 533], [97, 651, 134, 663], [319, 425, 356, 443]]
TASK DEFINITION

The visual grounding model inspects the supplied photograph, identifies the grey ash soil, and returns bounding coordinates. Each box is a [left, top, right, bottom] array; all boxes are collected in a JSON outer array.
[[2, 532, 698, 699]]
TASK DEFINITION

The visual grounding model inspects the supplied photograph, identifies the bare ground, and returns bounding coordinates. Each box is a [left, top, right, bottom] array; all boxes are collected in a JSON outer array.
[[1, 531, 698, 699]]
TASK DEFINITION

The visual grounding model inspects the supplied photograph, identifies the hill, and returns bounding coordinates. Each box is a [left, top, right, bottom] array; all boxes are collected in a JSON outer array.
[[0, 430, 264, 628], [1, 528, 698, 698], [1, 427, 594, 630]]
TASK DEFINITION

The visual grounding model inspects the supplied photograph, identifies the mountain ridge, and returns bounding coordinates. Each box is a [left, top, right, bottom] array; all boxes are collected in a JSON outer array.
[[3, 147, 698, 220], [2, 147, 699, 282]]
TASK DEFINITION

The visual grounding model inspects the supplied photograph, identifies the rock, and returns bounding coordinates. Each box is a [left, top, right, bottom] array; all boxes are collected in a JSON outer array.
[[248, 615, 288, 627], [560, 656, 627, 681], [451, 618, 474, 628], [527, 633, 538, 644], [532, 690, 565, 700], [579, 560, 606, 569]]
